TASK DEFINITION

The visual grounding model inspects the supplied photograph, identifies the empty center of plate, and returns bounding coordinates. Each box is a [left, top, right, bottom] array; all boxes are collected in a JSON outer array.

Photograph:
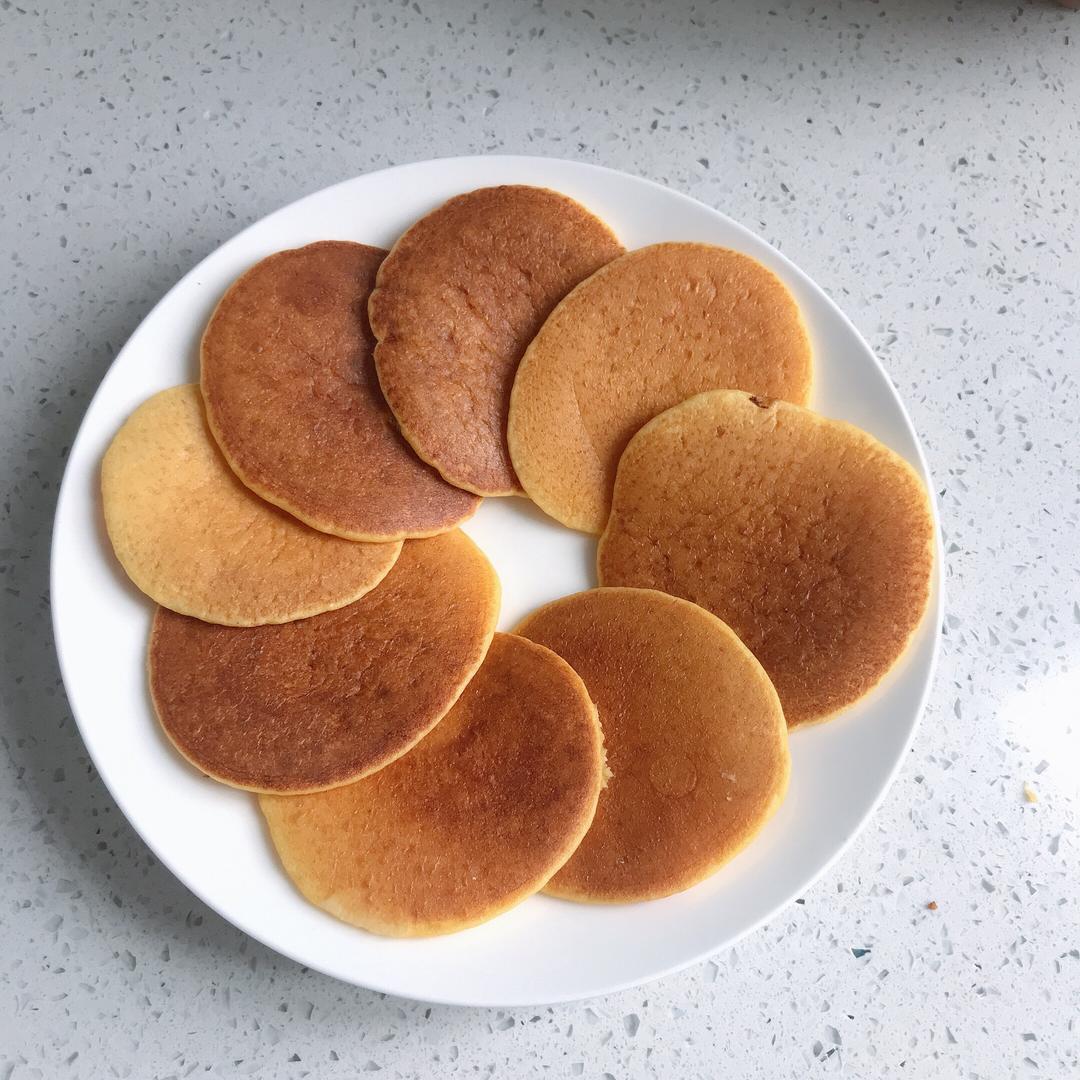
[[462, 497, 595, 631]]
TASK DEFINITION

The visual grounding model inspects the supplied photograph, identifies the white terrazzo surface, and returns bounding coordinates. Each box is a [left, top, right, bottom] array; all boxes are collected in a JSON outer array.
[[2, 1, 1078, 1076]]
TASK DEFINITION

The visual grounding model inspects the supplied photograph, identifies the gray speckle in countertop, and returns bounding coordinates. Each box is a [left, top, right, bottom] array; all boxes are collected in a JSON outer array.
[[1, 0, 1078, 1077]]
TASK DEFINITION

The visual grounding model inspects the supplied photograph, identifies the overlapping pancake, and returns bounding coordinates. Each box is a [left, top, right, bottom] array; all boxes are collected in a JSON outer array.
[[508, 242, 812, 533], [201, 241, 480, 542], [369, 185, 624, 496], [101, 385, 400, 626], [517, 587, 789, 902], [259, 633, 605, 935], [149, 530, 500, 793], [598, 390, 935, 727]]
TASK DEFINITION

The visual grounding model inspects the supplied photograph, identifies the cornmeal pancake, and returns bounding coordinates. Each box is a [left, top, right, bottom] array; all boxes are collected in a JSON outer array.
[[259, 633, 605, 935], [598, 391, 935, 727], [102, 385, 400, 626], [517, 588, 789, 903], [149, 531, 500, 794], [201, 241, 479, 541], [368, 185, 624, 496], [508, 242, 812, 533]]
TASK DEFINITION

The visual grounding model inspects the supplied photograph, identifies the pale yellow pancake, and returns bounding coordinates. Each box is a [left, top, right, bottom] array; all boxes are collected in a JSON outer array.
[[369, 185, 624, 496], [149, 530, 500, 794], [598, 391, 935, 727], [508, 242, 813, 533], [201, 242, 479, 542], [259, 633, 606, 936], [517, 587, 789, 903], [101, 385, 400, 626]]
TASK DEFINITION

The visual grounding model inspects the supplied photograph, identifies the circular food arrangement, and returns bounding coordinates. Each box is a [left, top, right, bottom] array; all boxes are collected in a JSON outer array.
[[98, 183, 935, 939]]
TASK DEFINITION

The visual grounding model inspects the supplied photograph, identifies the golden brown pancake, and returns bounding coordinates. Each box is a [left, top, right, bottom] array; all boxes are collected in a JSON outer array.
[[508, 242, 813, 533], [516, 588, 789, 903], [259, 633, 605, 935], [598, 391, 935, 727], [102, 385, 400, 626], [368, 186, 624, 497], [149, 530, 500, 794], [201, 241, 480, 542]]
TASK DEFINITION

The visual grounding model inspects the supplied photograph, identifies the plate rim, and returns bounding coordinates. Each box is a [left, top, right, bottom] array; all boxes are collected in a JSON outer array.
[[50, 153, 944, 1007]]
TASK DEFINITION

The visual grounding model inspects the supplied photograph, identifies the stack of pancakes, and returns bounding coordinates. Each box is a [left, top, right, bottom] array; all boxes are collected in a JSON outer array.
[[101, 186, 933, 937]]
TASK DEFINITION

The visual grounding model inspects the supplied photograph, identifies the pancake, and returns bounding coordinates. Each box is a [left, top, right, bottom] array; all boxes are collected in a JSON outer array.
[[259, 633, 605, 935], [102, 385, 400, 626], [149, 530, 500, 794], [508, 242, 813, 533], [368, 185, 624, 497], [201, 241, 479, 542], [516, 588, 789, 903], [598, 390, 935, 727]]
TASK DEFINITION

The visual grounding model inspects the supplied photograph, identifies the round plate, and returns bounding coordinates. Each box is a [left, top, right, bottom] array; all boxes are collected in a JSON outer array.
[[51, 156, 943, 1007]]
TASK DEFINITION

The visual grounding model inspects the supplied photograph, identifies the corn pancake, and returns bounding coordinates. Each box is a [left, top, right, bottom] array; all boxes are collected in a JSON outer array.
[[598, 390, 935, 727], [508, 242, 812, 533], [259, 633, 605, 935], [368, 185, 624, 496], [201, 241, 479, 542], [517, 588, 789, 902], [149, 531, 499, 793], [102, 385, 400, 626]]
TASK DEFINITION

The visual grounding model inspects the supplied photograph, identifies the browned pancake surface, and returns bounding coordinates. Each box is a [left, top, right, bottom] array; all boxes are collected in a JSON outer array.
[[517, 588, 789, 902], [508, 242, 812, 533], [201, 241, 479, 541], [259, 634, 605, 936], [149, 530, 499, 793], [368, 186, 624, 496], [102, 385, 400, 626], [598, 391, 935, 727]]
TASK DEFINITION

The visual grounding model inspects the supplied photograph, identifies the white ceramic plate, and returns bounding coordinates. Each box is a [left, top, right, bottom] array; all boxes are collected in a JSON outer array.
[[51, 156, 943, 1007]]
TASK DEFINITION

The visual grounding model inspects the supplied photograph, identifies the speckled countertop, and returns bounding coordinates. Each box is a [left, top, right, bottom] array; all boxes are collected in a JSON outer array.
[[2, 1, 1078, 1076]]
